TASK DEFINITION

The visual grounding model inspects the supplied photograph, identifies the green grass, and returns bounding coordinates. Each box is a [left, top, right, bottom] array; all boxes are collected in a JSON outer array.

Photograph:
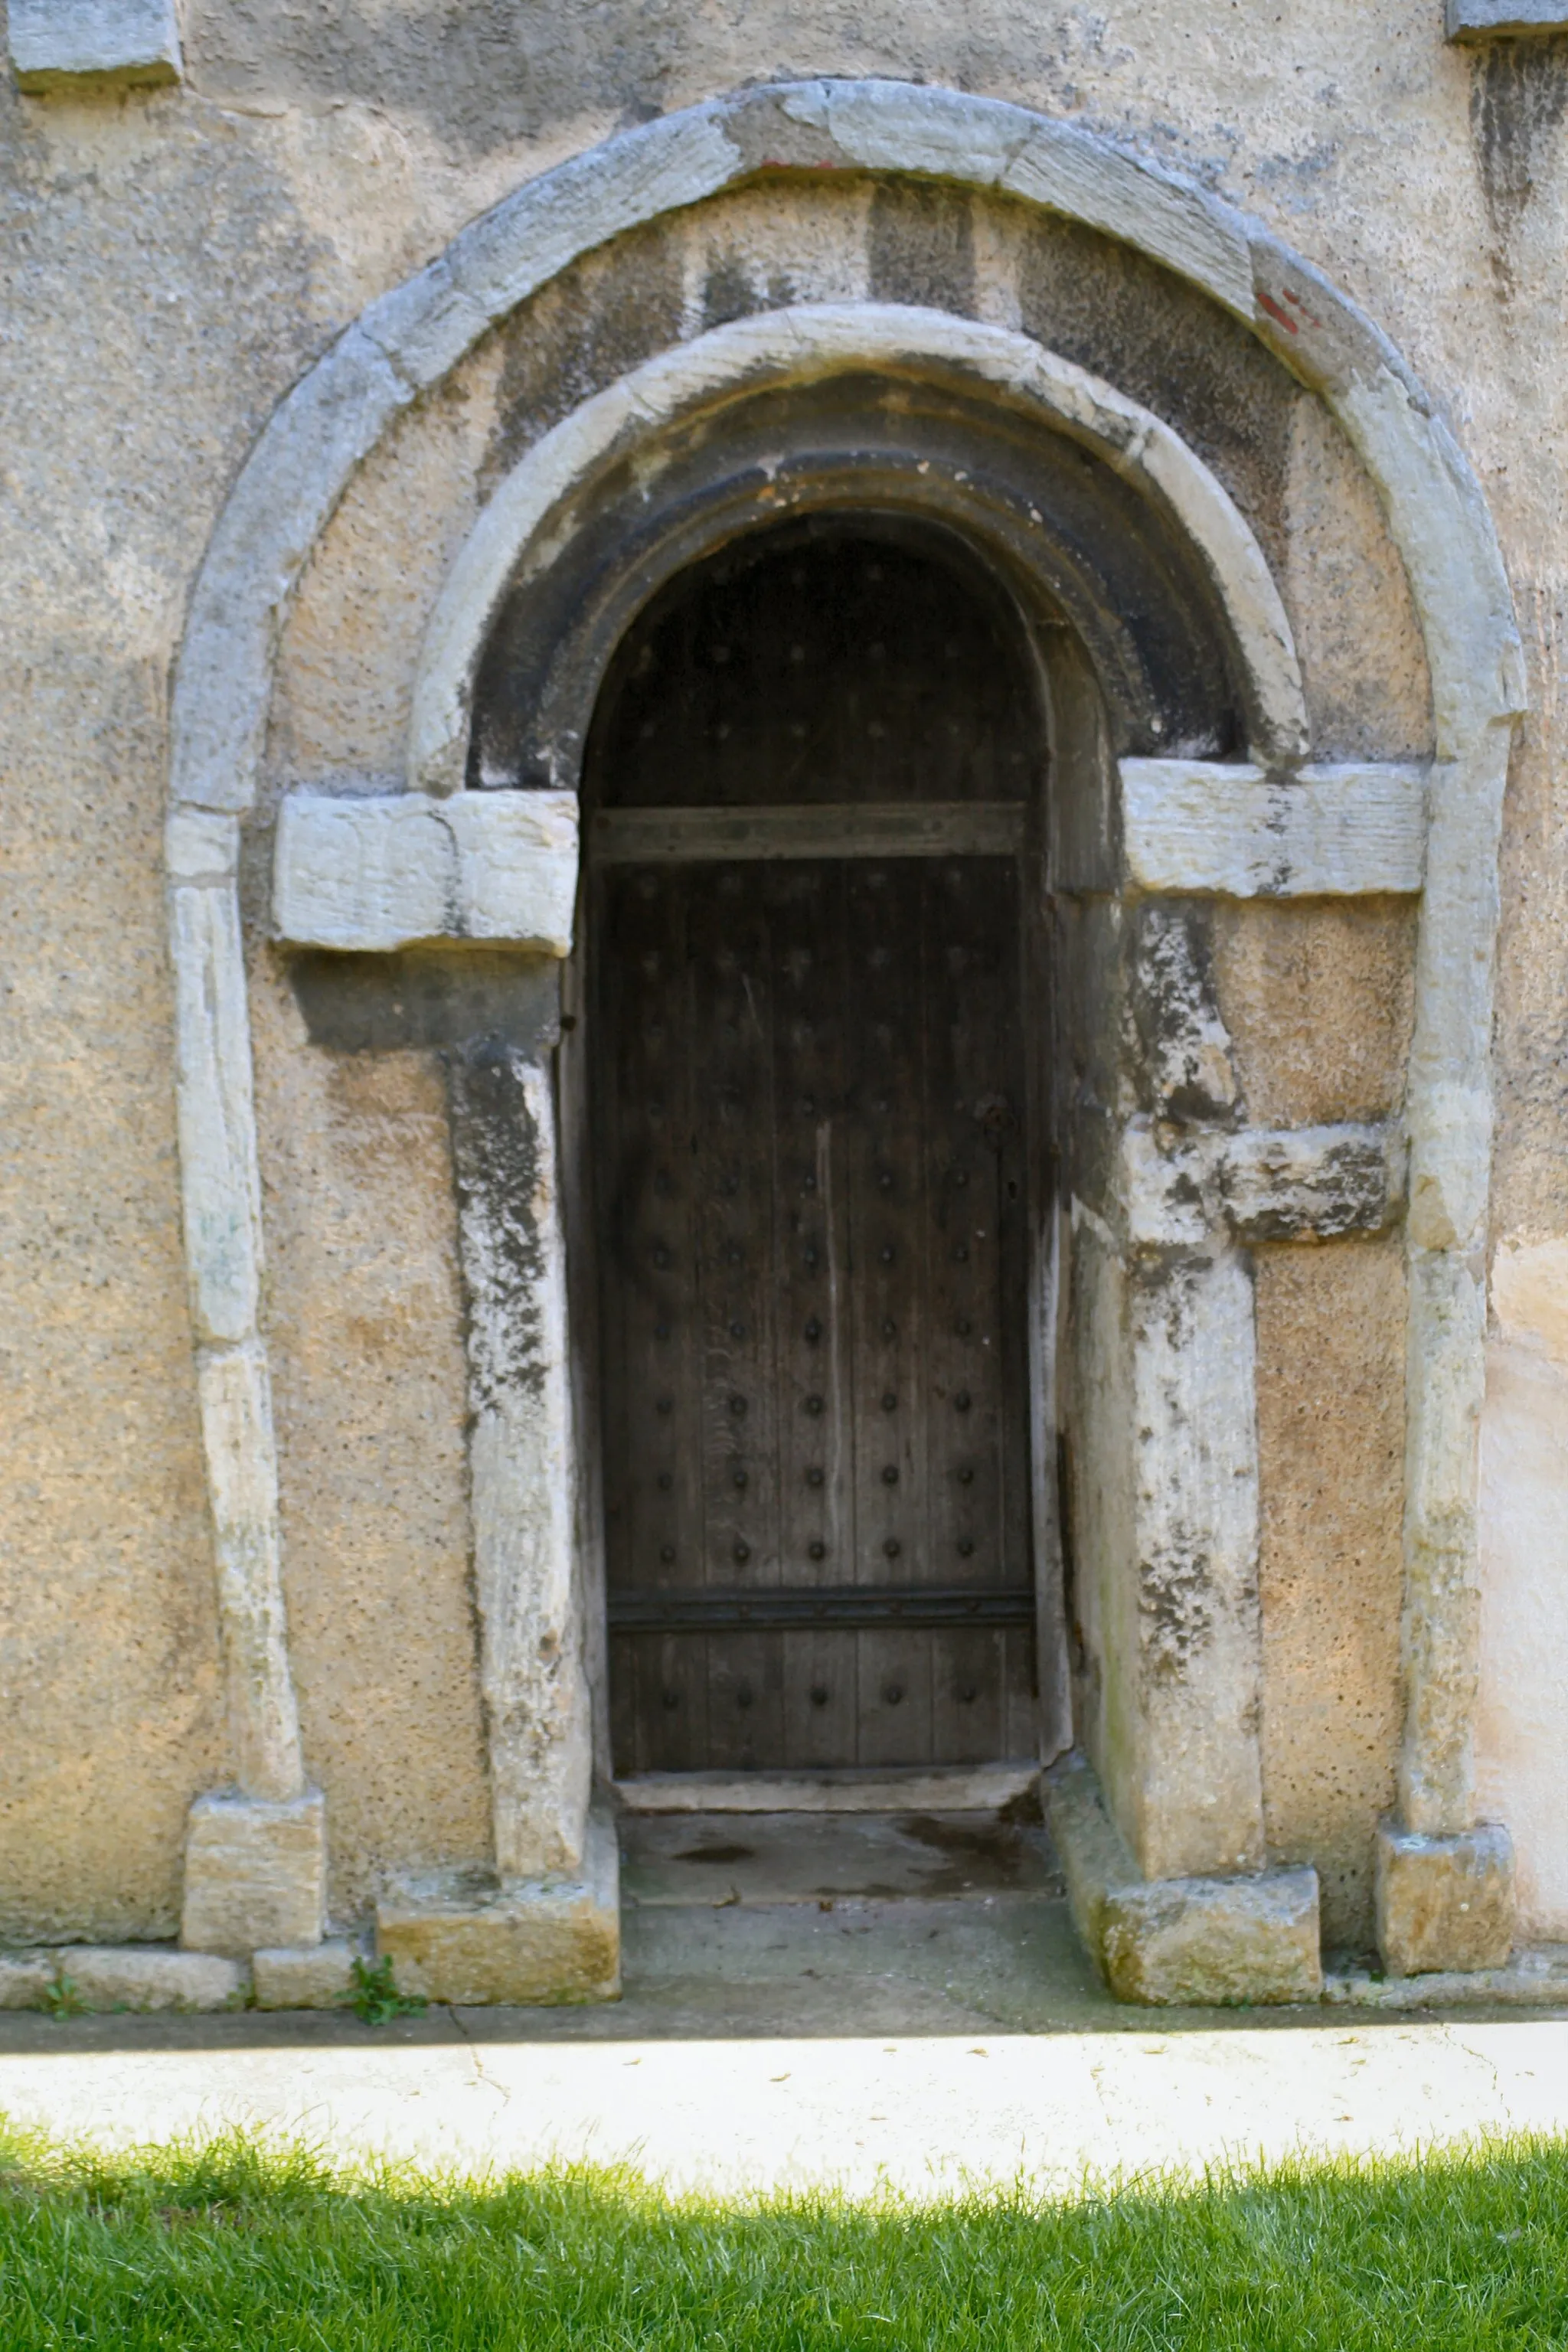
[[5, 2124, 1568, 2347]]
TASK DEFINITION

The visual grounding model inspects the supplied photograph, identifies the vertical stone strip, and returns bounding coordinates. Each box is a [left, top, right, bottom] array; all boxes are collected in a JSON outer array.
[[1129, 1247, 1266, 1883], [193, 1342, 305, 1803], [1331, 368, 1524, 1847], [448, 1039, 591, 1882], [168, 843, 306, 1804], [1399, 736, 1512, 1834]]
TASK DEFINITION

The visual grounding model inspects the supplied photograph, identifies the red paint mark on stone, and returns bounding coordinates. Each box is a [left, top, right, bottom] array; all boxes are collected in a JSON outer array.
[[758, 158, 847, 172], [1257, 289, 1298, 334]]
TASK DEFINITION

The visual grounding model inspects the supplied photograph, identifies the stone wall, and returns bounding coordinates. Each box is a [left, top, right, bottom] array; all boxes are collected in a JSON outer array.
[[1, 0, 1562, 1945]]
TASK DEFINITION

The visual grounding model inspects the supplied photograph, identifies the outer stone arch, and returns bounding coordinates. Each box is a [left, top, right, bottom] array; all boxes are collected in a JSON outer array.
[[165, 77, 1525, 1988]]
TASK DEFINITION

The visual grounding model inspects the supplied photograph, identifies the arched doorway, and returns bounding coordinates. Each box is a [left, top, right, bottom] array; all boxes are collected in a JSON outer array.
[[583, 514, 1051, 1779]]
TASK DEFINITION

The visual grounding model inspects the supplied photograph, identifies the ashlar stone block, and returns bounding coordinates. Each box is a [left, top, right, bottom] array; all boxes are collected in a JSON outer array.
[[0, 1954, 54, 2008], [1375, 1820, 1515, 1975], [377, 1812, 620, 2006], [181, 1788, 327, 1958], [9, 0, 182, 90], [54, 1949, 245, 2012], [253, 1939, 361, 2011]]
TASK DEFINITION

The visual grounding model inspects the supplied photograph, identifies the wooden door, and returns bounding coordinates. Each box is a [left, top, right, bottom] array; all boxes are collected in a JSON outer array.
[[596, 850, 1036, 1775]]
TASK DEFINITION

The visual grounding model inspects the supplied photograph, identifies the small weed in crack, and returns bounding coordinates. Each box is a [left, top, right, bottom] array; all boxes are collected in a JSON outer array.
[[349, 1956, 426, 2027]]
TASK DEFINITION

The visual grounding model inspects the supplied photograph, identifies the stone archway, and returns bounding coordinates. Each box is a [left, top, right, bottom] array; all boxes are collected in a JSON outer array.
[[167, 80, 1524, 1999]]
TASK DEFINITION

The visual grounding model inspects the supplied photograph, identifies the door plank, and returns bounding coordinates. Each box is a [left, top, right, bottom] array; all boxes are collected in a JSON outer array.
[[770, 864, 858, 1767]]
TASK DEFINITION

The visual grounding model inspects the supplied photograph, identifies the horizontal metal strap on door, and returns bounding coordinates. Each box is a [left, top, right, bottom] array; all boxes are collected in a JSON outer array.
[[606, 1585, 1037, 1633], [590, 802, 1029, 864]]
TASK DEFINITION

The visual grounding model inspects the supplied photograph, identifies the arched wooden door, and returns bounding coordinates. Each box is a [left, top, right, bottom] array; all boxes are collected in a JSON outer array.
[[586, 516, 1046, 1777]]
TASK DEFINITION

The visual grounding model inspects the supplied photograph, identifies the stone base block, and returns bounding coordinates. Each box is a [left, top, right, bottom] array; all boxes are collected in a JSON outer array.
[[253, 1939, 361, 2011], [1375, 1819, 1515, 1975], [181, 1788, 327, 1957], [0, 1954, 54, 2008], [377, 1812, 620, 2005], [1047, 1750, 1322, 2006], [1101, 1870, 1322, 2005], [53, 1947, 246, 2012]]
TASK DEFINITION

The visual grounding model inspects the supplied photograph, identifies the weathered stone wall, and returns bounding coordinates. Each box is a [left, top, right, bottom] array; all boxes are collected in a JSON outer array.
[[1, 0, 1562, 1943]]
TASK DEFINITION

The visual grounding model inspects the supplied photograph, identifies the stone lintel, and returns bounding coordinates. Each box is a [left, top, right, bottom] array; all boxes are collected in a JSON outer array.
[[253, 1939, 361, 2011], [1447, 0, 1568, 36], [1047, 1753, 1322, 2006], [9, 0, 182, 90], [181, 1788, 328, 1957], [377, 1812, 621, 2006], [1374, 1819, 1515, 1975]]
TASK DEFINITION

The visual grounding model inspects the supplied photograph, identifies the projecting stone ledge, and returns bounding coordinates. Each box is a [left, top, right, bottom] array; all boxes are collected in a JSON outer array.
[[1447, 0, 1568, 38], [1046, 1753, 1322, 2006], [273, 787, 580, 958], [377, 1811, 621, 2006], [8, 0, 182, 90]]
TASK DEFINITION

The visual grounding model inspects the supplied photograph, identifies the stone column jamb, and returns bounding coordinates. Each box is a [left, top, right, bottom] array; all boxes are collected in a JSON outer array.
[[446, 1040, 593, 1880]]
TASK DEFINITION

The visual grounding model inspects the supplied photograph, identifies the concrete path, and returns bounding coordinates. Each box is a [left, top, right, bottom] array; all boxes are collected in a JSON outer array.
[[5, 1890, 1568, 2196]]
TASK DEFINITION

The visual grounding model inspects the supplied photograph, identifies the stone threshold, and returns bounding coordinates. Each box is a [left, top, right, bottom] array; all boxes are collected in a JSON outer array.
[[614, 1763, 1041, 1815]]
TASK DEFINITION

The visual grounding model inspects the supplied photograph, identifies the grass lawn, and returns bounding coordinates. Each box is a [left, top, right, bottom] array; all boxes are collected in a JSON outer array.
[[5, 2125, 1568, 2347]]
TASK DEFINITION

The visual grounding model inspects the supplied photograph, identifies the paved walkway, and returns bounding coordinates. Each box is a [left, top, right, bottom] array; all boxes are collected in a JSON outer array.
[[5, 1888, 1568, 2196]]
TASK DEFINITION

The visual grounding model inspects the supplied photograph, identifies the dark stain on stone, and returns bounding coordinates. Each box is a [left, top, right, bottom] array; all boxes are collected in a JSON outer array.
[[893, 1814, 1063, 1895], [184, 0, 687, 163], [1139, 1537, 1215, 1680], [446, 1034, 557, 1409], [481, 224, 684, 495], [673, 1841, 754, 1864], [288, 947, 560, 1057], [868, 179, 976, 316], [1471, 38, 1568, 296], [1129, 903, 1239, 1125], [1015, 205, 1294, 581], [701, 250, 758, 329]]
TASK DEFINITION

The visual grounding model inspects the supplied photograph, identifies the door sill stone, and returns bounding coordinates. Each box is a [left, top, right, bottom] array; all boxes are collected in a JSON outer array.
[[613, 1763, 1041, 1815]]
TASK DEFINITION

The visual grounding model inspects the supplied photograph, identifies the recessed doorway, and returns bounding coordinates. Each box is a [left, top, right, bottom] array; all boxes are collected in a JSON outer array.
[[584, 514, 1054, 1779]]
